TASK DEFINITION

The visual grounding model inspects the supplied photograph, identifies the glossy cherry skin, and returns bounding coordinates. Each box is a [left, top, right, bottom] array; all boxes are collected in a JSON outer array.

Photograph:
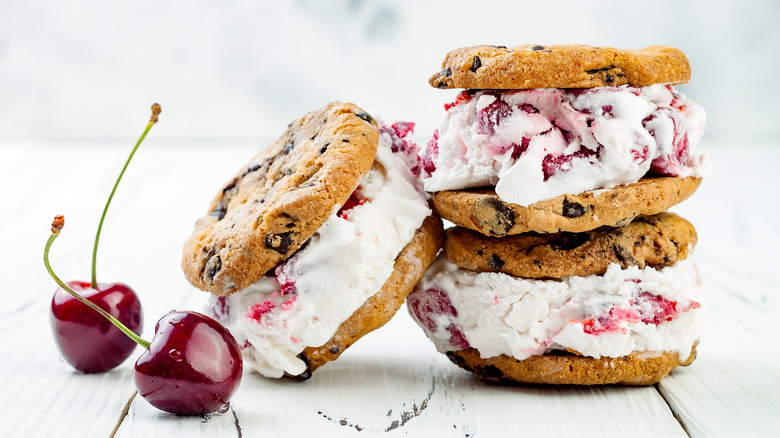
[[134, 311, 243, 415], [50, 281, 143, 373]]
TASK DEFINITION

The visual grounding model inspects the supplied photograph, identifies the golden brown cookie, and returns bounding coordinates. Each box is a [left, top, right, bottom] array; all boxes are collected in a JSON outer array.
[[432, 176, 701, 236], [293, 214, 445, 378], [429, 44, 691, 90], [183, 102, 379, 296], [447, 343, 697, 386], [444, 212, 697, 278]]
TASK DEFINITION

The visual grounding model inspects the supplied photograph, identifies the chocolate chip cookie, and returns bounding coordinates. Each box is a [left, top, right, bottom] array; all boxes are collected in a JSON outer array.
[[432, 176, 701, 236], [429, 44, 691, 89], [447, 344, 697, 386], [444, 212, 697, 278], [182, 102, 380, 295]]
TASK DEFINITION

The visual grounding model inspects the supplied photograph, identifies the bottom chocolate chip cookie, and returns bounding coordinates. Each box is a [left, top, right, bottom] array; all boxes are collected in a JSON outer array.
[[447, 344, 697, 386], [295, 214, 445, 378], [432, 176, 701, 236]]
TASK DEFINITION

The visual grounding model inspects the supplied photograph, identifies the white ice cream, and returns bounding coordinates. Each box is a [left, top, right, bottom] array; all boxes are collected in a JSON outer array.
[[407, 257, 705, 361], [211, 124, 431, 378], [422, 84, 709, 206]]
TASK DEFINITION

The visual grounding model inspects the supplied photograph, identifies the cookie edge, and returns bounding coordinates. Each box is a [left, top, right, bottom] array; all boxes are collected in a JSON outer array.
[[446, 343, 698, 385], [432, 176, 702, 236], [429, 44, 691, 89], [295, 213, 446, 378]]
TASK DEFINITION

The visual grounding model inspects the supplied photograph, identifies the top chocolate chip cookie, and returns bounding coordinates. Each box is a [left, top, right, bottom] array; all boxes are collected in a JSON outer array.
[[182, 102, 380, 296], [429, 44, 691, 89]]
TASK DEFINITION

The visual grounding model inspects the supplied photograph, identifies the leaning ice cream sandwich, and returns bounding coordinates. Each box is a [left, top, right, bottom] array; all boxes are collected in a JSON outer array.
[[423, 44, 709, 235], [408, 44, 709, 385], [182, 102, 444, 379]]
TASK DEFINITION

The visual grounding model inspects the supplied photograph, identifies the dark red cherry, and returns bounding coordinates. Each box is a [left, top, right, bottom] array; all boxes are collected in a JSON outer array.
[[45, 104, 160, 373], [50, 281, 143, 373], [133, 311, 243, 416]]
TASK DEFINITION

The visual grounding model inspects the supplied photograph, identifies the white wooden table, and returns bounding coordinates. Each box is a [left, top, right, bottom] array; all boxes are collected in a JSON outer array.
[[2, 138, 778, 437]]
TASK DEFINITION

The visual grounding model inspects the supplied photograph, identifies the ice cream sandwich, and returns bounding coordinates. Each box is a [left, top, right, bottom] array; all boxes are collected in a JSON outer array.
[[183, 102, 444, 379], [408, 44, 709, 385]]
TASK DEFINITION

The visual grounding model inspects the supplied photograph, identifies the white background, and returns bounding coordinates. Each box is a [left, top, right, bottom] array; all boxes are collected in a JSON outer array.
[[1, 0, 779, 145], [2, 2, 779, 435]]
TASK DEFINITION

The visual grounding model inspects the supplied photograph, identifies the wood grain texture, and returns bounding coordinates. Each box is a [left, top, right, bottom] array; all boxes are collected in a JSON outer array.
[[2, 139, 778, 438]]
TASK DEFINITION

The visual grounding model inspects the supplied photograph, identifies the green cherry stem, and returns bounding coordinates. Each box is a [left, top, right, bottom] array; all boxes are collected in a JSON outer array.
[[91, 103, 162, 288], [48, 215, 150, 350]]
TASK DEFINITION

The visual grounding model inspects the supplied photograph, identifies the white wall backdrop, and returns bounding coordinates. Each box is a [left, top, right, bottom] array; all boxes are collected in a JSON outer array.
[[1, 0, 778, 144]]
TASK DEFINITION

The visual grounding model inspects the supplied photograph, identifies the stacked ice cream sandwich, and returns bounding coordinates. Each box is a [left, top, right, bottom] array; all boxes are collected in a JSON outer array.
[[407, 44, 710, 385], [183, 102, 443, 379]]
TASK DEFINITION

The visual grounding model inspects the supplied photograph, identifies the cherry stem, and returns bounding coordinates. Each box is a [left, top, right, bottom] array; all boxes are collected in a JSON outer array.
[[47, 216, 151, 350], [91, 104, 162, 288]]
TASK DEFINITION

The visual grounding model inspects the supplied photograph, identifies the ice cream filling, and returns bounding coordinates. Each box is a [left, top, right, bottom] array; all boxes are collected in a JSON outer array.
[[210, 123, 431, 378], [422, 84, 709, 206], [407, 257, 705, 361]]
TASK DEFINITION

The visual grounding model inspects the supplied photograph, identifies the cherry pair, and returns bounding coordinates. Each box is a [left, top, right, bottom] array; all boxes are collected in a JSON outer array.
[[45, 105, 242, 415]]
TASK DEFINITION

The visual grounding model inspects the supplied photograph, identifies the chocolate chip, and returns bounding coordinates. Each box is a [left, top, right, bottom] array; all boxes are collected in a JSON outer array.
[[474, 197, 516, 236], [342, 138, 349, 143], [330, 346, 340, 355], [210, 192, 233, 220], [320, 141, 330, 153], [443, 66, 452, 77], [533, 259, 542, 268], [471, 56, 482, 72], [561, 197, 586, 218], [241, 164, 261, 178], [587, 66, 616, 80], [488, 254, 505, 270], [222, 178, 237, 193], [477, 365, 504, 381], [489, 45, 507, 49], [445, 351, 467, 367], [612, 243, 637, 267], [531, 45, 545, 51], [551, 232, 591, 251], [203, 255, 222, 283], [264, 232, 294, 254], [210, 178, 239, 219], [355, 111, 374, 123], [211, 204, 227, 220], [283, 140, 294, 154]]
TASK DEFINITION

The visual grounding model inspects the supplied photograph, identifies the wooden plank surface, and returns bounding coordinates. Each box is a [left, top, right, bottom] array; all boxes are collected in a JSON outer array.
[[2, 139, 778, 437]]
